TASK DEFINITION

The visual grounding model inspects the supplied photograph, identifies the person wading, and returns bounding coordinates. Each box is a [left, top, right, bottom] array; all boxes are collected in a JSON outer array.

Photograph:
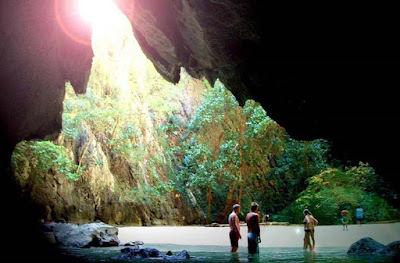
[[228, 204, 242, 252], [303, 209, 318, 251], [246, 202, 261, 254]]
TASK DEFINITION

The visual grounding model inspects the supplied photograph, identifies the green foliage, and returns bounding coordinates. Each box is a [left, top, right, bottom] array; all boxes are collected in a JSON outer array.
[[63, 83, 145, 160], [11, 141, 82, 181], [63, 83, 123, 139], [265, 138, 330, 212], [345, 162, 377, 192], [174, 80, 289, 221], [189, 80, 239, 130], [276, 165, 400, 224]]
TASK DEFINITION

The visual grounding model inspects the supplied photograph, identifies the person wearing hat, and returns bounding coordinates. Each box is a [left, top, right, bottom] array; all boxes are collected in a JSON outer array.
[[341, 207, 351, 231], [228, 204, 242, 252]]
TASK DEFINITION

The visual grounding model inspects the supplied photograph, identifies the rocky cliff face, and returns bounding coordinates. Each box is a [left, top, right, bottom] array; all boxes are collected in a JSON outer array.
[[13, 121, 205, 225], [12, 71, 207, 225], [115, 0, 261, 103], [10, 12, 207, 225], [0, 0, 259, 150]]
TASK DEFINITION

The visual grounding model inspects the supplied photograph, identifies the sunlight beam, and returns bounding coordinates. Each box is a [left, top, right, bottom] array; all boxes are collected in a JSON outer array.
[[79, 0, 117, 24]]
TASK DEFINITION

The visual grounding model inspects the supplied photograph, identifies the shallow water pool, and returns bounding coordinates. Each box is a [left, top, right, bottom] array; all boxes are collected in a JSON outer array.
[[58, 244, 392, 262]]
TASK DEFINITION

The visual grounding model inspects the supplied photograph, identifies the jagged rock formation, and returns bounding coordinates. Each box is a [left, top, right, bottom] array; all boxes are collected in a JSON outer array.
[[115, 0, 261, 104]]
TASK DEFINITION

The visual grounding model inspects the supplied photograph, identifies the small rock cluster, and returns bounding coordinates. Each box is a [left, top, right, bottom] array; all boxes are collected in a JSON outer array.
[[44, 222, 193, 260], [114, 247, 191, 261]]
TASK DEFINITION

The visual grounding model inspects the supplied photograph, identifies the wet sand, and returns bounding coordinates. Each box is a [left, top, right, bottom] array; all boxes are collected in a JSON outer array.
[[118, 222, 400, 248]]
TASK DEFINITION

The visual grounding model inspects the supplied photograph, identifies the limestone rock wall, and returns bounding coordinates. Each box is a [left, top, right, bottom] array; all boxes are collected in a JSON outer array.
[[115, 0, 260, 103], [13, 120, 205, 226]]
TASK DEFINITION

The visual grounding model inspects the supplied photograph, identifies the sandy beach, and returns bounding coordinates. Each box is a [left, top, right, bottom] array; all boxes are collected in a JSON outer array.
[[118, 222, 400, 248]]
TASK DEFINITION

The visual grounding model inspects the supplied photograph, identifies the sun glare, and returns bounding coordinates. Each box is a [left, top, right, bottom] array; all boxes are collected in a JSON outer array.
[[79, 0, 117, 23]]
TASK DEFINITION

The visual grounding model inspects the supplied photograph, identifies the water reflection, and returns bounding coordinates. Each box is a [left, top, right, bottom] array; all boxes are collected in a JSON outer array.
[[59, 245, 394, 262], [230, 252, 240, 262], [303, 250, 317, 262], [247, 252, 260, 263]]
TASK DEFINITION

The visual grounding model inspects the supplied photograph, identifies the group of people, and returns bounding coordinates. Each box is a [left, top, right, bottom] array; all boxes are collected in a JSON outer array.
[[229, 202, 317, 254], [341, 206, 364, 230], [228, 202, 261, 254], [228, 203, 365, 254]]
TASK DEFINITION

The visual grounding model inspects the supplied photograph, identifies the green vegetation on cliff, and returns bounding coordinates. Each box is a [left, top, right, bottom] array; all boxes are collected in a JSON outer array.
[[11, 75, 400, 225], [276, 163, 400, 224], [173, 80, 287, 222], [12, 140, 83, 182]]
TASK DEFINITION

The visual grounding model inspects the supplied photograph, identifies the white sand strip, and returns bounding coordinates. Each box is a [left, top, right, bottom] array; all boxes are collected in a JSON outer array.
[[118, 222, 400, 248]]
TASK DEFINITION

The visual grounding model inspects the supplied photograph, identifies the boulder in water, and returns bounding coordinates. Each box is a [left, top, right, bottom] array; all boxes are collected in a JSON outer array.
[[347, 237, 385, 255], [380, 241, 400, 258], [347, 237, 400, 258]]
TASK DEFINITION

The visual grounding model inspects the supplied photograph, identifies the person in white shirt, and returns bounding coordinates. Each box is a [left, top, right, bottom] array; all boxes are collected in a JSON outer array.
[[228, 204, 242, 252]]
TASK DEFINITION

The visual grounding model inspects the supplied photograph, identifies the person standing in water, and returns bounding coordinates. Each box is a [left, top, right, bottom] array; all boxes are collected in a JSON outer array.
[[356, 206, 364, 226], [228, 204, 242, 252], [303, 209, 318, 251], [246, 202, 261, 254], [341, 208, 351, 231], [264, 212, 270, 224]]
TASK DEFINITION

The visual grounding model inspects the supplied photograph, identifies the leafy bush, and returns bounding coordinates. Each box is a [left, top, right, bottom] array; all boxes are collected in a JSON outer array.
[[276, 166, 400, 224], [11, 140, 82, 181], [265, 138, 330, 213]]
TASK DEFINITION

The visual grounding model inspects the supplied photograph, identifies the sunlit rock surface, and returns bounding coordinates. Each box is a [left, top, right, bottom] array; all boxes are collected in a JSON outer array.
[[52, 222, 120, 248], [0, 0, 260, 148], [115, 0, 260, 103], [12, 111, 205, 226]]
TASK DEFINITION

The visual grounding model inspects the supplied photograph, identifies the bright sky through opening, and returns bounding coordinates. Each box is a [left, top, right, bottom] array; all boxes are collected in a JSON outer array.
[[79, 0, 119, 24]]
